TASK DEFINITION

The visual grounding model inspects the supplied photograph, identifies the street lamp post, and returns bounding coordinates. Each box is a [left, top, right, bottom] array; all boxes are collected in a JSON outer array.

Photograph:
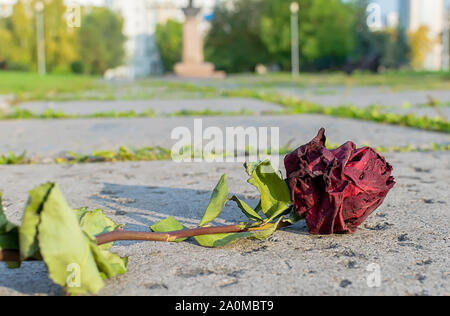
[[443, 9, 449, 71], [35, 1, 46, 75], [290, 2, 300, 78]]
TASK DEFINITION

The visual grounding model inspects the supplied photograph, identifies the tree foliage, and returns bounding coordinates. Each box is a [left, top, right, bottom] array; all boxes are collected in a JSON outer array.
[[381, 27, 410, 69], [260, 0, 357, 70], [203, 0, 413, 72], [0, 0, 34, 70], [352, 0, 409, 70], [155, 19, 183, 72], [204, 0, 357, 72], [409, 25, 434, 70], [205, 0, 271, 73], [42, 0, 78, 72], [0, 0, 78, 72], [77, 8, 126, 75], [0, 1, 125, 75]]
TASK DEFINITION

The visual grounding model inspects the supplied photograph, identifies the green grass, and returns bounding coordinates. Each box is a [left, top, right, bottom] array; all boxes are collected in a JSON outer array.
[[0, 108, 156, 120], [1, 107, 255, 120], [0, 151, 27, 165], [223, 70, 450, 91], [0, 72, 223, 101], [2, 98, 448, 133], [0, 71, 104, 101], [1, 71, 449, 133], [1, 142, 448, 166], [3, 70, 449, 102], [223, 89, 450, 133], [418, 101, 450, 108], [56, 146, 172, 164], [169, 108, 255, 117]]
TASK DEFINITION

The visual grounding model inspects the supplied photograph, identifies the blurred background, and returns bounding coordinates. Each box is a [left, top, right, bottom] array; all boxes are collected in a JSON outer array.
[[0, 0, 449, 163], [0, 0, 449, 77]]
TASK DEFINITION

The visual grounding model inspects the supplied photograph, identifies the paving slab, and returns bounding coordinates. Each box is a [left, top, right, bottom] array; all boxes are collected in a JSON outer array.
[[382, 106, 450, 118], [0, 152, 448, 296], [171, 78, 450, 111], [16, 98, 281, 115], [276, 87, 450, 116], [278, 87, 450, 106], [0, 116, 448, 157], [14, 88, 450, 119]]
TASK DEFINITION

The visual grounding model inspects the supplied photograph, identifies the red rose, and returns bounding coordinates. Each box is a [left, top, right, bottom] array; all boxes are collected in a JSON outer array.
[[284, 128, 395, 235]]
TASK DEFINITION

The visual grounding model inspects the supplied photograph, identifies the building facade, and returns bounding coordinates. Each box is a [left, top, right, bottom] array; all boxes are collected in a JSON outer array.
[[399, 0, 446, 70], [105, 0, 221, 78], [443, 8, 450, 70]]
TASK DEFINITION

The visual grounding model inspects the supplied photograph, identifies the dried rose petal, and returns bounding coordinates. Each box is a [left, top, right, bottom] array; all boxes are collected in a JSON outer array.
[[284, 128, 395, 235]]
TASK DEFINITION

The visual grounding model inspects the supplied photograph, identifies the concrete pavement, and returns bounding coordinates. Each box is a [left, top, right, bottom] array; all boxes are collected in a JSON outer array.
[[0, 152, 448, 296]]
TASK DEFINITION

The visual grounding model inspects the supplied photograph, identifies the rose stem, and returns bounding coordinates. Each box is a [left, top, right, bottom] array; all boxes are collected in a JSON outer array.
[[95, 222, 278, 245], [0, 221, 288, 262], [0, 250, 23, 262]]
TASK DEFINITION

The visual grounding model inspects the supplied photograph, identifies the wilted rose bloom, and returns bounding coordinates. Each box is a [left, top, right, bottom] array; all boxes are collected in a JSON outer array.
[[284, 128, 395, 235]]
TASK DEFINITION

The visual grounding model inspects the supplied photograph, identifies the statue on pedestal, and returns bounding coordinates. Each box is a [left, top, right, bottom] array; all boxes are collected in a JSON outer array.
[[174, 0, 225, 78]]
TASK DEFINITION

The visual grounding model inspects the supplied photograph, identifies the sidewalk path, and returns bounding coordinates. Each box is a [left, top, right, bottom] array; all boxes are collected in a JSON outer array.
[[0, 153, 448, 295], [16, 98, 281, 116], [0, 116, 448, 156]]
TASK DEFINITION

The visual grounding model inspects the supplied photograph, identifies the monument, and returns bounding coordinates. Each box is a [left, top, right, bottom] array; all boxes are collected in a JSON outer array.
[[174, 0, 225, 78]]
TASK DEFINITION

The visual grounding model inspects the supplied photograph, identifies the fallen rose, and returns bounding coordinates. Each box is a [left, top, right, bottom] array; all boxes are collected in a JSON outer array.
[[284, 128, 395, 235]]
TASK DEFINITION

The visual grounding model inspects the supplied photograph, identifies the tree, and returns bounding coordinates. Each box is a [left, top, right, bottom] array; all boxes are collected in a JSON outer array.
[[0, 0, 79, 72], [77, 8, 126, 75], [42, 0, 78, 72], [155, 19, 182, 72], [409, 25, 433, 70], [0, 0, 34, 70], [381, 27, 410, 69], [352, 0, 410, 70], [260, 0, 357, 70], [0, 26, 14, 68], [205, 0, 271, 73]]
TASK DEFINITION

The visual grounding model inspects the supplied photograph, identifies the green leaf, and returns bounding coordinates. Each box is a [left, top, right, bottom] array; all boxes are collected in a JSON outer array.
[[37, 184, 106, 295], [254, 200, 262, 213], [1, 238, 21, 268], [150, 216, 187, 242], [0, 192, 20, 268], [76, 208, 123, 249], [0, 191, 17, 234], [199, 174, 228, 227], [249, 218, 283, 241], [245, 160, 291, 221], [6, 261, 20, 269], [73, 207, 89, 222], [194, 231, 253, 248], [3, 184, 128, 288], [0, 229, 20, 268], [0, 230, 19, 250], [76, 208, 128, 277], [288, 206, 303, 223], [88, 236, 128, 279], [229, 196, 263, 221], [19, 183, 54, 260]]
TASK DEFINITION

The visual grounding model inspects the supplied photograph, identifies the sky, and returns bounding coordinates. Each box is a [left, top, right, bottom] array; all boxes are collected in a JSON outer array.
[[374, 0, 398, 13], [375, 0, 450, 11]]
